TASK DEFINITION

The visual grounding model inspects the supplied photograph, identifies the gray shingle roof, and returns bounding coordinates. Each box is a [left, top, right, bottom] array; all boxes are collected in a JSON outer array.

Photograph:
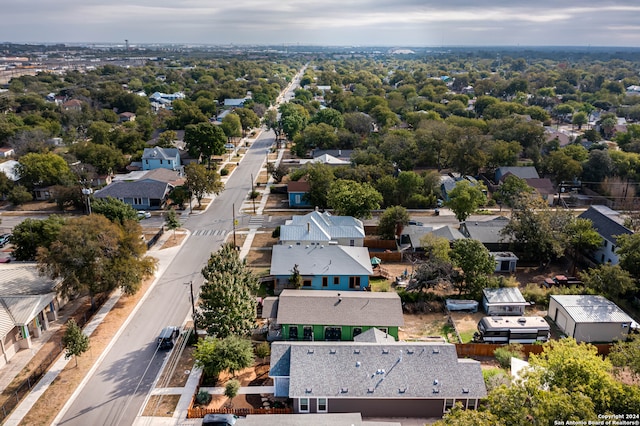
[[551, 295, 633, 324], [578, 206, 633, 243], [270, 245, 373, 277], [142, 146, 179, 160], [460, 216, 512, 244], [353, 328, 397, 343], [261, 297, 279, 319], [496, 166, 540, 180], [276, 290, 403, 327], [94, 179, 172, 199], [271, 341, 486, 400]]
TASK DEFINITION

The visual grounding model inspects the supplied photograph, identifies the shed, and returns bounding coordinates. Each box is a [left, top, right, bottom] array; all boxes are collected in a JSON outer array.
[[548, 295, 634, 343], [491, 251, 518, 273], [482, 287, 528, 316]]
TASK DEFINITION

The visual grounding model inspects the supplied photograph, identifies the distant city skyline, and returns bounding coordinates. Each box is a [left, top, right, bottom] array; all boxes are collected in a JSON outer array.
[[1, 1, 640, 47]]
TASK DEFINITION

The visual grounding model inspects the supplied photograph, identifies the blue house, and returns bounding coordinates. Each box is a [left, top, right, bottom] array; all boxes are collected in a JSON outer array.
[[287, 179, 311, 208], [142, 147, 181, 171], [270, 245, 373, 294]]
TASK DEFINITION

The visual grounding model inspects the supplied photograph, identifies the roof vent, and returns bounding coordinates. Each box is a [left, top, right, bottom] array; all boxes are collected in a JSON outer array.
[[340, 387, 348, 393], [518, 317, 526, 324], [462, 388, 470, 394], [354, 349, 360, 354], [330, 348, 336, 354], [407, 349, 415, 354], [305, 387, 312, 393], [432, 348, 440, 354], [433, 388, 440, 394], [367, 388, 374, 393], [307, 349, 314, 354], [399, 387, 407, 394], [434, 379, 439, 385], [305, 245, 310, 249], [288, 245, 293, 248], [356, 361, 361, 367], [382, 349, 389, 354]]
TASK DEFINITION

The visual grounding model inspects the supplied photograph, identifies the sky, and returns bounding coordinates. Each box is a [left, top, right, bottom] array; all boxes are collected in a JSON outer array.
[[2, 0, 640, 47]]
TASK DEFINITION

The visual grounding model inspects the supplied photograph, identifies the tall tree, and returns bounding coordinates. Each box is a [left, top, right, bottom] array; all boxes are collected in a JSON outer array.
[[221, 112, 242, 143], [609, 334, 640, 380], [451, 239, 496, 297], [564, 218, 602, 276], [62, 319, 90, 367], [581, 264, 637, 299], [37, 215, 157, 308], [327, 179, 382, 219], [377, 206, 410, 240], [184, 122, 226, 169], [164, 208, 181, 238], [197, 243, 258, 338], [90, 196, 138, 225], [446, 180, 487, 223], [15, 152, 73, 190], [494, 175, 532, 208], [11, 215, 65, 261], [184, 163, 224, 208], [616, 233, 640, 281]]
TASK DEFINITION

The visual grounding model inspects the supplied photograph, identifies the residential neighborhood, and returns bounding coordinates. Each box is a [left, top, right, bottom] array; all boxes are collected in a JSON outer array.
[[0, 42, 640, 426]]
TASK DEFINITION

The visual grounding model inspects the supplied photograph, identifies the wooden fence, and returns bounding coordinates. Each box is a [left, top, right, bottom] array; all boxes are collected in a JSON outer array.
[[188, 407, 293, 418], [455, 342, 612, 358], [364, 238, 397, 250], [370, 252, 402, 262]]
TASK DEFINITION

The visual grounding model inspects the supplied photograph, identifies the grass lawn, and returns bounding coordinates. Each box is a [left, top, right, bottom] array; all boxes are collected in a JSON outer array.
[[369, 277, 392, 292], [459, 330, 476, 343]]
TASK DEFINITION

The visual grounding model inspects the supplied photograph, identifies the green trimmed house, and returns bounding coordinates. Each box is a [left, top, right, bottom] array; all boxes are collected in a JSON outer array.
[[262, 289, 403, 341]]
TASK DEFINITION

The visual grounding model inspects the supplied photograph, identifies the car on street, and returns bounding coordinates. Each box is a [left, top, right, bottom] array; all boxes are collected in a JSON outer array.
[[0, 233, 11, 247], [0, 256, 11, 263], [137, 211, 151, 219], [202, 414, 238, 426]]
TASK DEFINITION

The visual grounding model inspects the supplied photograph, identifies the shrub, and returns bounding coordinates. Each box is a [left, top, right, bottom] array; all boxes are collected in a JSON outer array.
[[494, 343, 524, 369], [255, 341, 271, 360], [482, 368, 510, 391], [220, 167, 229, 176], [196, 389, 212, 405], [271, 226, 281, 238]]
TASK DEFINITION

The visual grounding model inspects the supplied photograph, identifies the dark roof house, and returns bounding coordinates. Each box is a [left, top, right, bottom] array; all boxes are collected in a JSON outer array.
[[578, 206, 633, 265]]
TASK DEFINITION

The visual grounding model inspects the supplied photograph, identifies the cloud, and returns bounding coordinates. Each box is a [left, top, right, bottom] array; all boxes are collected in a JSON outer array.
[[1, 0, 639, 46]]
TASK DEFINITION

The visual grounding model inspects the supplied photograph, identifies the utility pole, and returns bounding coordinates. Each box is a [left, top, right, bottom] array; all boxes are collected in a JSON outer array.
[[187, 280, 198, 339], [251, 173, 256, 214], [233, 203, 237, 249]]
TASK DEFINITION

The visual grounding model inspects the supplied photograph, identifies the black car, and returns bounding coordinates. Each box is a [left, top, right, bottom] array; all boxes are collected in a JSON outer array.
[[202, 414, 238, 426]]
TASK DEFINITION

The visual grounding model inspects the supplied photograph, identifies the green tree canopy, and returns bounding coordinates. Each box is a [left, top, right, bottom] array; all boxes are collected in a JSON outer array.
[[11, 215, 65, 261], [377, 206, 410, 240], [184, 163, 224, 208], [184, 122, 226, 169], [615, 232, 640, 281], [451, 238, 496, 297], [62, 318, 90, 367], [90, 196, 138, 225], [194, 335, 254, 379], [15, 152, 73, 190], [327, 179, 382, 219], [446, 180, 487, 222], [582, 264, 637, 299], [197, 243, 258, 338], [37, 215, 157, 308]]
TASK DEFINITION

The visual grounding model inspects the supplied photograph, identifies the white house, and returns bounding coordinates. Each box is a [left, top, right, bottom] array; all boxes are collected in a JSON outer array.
[[578, 206, 633, 265]]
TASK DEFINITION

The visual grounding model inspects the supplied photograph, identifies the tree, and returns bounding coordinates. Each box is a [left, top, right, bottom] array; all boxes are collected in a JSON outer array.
[[581, 264, 637, 299], [446, 180, 487, 223], [377, 206, 410, 240], [290, 162, 334, 209], [289, 264, 302, 289], [224, 379, 241, 408], [234, 108, 260, 135], [451, 239, 495, 297], [609, 334, 640, 380], [156, 130, 177, 147], [564, 218, 602, 276], [11, 215, 65, 261], [266, 162, 287, 183], [61, 319, 90, 367], [194, 335, 254, 378], [8, 185, 33, 206], [221, 112, 242, 143], [165, 209, 181, 238], [197, 243, 258, 338], [433, 404, 499, 426], [15, 152, 73, 190], [419, 233, 451, 262], [616, 233, 640, 280], [572, 111, 588, 129], [255, 341, 270, 365], [184, 163, 224, 208], [279, 103, 309, 140], [327, 179, 382, 219], [37, 215, 157, 308], [184, 122, 226, 169], [494, 175, 532, 208], [311, 108, 344, 128], [90, 196, 138, 225]]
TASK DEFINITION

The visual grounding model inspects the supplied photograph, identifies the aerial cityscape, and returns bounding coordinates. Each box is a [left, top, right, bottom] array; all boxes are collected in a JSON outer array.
[[0, 2, 640, 426]]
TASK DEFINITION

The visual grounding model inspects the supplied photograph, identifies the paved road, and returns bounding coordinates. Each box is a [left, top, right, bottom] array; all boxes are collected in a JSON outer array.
[[56, 69, 306, 426]]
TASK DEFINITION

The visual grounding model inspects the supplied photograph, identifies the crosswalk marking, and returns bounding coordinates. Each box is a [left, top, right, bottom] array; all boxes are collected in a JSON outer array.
[[192, 229, 227, 237]]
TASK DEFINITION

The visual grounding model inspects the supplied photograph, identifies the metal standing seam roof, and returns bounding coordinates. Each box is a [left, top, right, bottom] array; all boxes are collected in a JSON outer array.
[[270, 245, 373, 277], [272, 341, 486, 400], [1, 295, 55, 326], [0, 304, 16, 339], [551, 295, 634, 324], [482, 287, 527, 305], [284, 212, 365, 240], [276, 290, 404, 327]]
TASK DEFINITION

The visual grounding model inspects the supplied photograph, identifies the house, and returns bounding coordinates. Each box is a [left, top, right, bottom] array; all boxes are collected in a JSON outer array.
[[310, 149, 353, 162], [440, 175, 485, 201], [459, 216, 512, 251], [263, 290, 403, 341], [0, 263, 62, 368], [299, 154, 351, 167], [287, 178, 312, 208], [482, 287, 528, 316], [93, 179, 173, 210], [548, 295, 634, 343], [495, 166, 540, 182], [141, 147, 181, 171], [399, 225, 465, 251], [223, 97, 251, 108], [578, 206, 633, 265], [280, 211, 365, 247], [119, 112, 136, 122], [236, 412, 400, 426], [270, 340, 486, 418], [62, 99, 83, 111], [0, 147, 15, 158], [626, 85, 640, 96], [491, 251, 519, 273], [524, 178, 556, 205], [270, 245, 373, 294]]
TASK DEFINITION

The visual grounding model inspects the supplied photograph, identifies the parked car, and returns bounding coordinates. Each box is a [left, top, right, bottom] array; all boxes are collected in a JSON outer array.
[[408, 220, 423, 226], [137, 211, 151, 219], [202, 414, 238, 426], [157, 326, 180, 350], [0, 233, 11, 247], [0, 256, 11, 263]]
